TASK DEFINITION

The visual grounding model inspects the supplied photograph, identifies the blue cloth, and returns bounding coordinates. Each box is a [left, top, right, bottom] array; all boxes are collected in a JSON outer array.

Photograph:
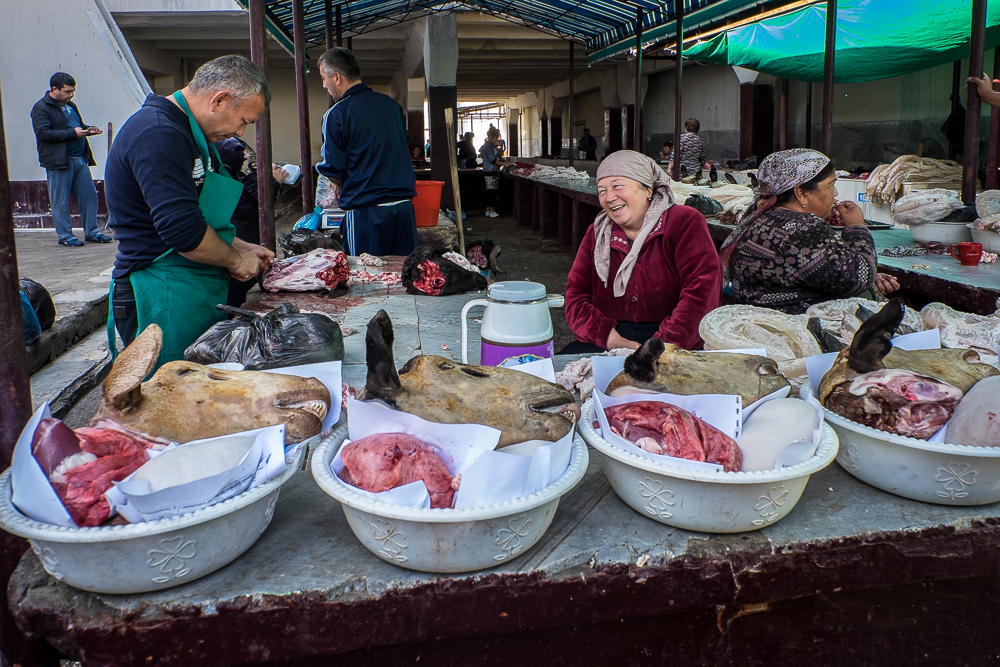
[[45, 157, 98, 242], [316, 83, 416, 210], [340, 201, 418, 256], [21, 291, 41, 345], [61, 105, 87, 158], [480, 141, 500, 172], [106, 94, 212, 279]]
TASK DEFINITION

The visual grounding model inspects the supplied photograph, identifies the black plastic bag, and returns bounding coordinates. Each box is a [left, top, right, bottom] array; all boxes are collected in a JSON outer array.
[[184, 303, 345, 370], [684, 194, 724, 217], [277, 229, 343, 258], [19, 278, 55, 330]]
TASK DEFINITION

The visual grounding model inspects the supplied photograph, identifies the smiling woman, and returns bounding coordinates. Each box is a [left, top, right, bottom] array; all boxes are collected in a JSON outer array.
[[562, 150, 723, 353]]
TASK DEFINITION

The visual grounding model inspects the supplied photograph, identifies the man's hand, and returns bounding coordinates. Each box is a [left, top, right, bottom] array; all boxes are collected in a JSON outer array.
[[874, 273, 900, 295], [835, 201, 866, 227], [227, 248, 263, 282], [607, 328, 640, 351], [233, 237, 275, 274]]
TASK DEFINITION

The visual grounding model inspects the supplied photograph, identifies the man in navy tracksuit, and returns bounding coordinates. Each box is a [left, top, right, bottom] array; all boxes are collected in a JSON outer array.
[[316, 48, 418, 257]]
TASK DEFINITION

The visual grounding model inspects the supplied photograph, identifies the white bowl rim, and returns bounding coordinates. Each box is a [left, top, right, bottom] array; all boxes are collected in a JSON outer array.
[[0, 442, 306, 543], [801, 383, 1000, 457], [966, 223, 1000, 233], [579, 399, 838, 483], [311, 424, 590, 523]]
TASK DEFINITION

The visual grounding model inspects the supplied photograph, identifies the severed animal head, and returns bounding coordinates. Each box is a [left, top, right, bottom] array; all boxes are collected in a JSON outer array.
[[357, 310, 580, 448], [401, 245, 488, 296], [607, 338, 789, 407], [465, 239, 507, 275], [818, 298, 999, 439], [93, 325, 331, 444]]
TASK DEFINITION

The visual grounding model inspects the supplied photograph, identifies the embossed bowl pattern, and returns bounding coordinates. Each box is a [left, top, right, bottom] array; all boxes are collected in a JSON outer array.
[[580, 399, 839, 533], [0, 444, 305, 594], [801, 384, 1000, 506], [311, 425, 590, 573]]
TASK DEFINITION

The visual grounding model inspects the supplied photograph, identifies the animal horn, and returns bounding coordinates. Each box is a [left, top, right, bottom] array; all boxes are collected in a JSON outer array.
[[365, 310, 404, 396], [846, 298, 904, 373], [623, 337, 665, 382], [489, 245, 507, 274], [103, 324, 162, 413]]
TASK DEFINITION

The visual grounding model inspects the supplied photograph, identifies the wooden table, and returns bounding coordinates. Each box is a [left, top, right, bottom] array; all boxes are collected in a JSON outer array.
[[9, 263, 1000, 666]]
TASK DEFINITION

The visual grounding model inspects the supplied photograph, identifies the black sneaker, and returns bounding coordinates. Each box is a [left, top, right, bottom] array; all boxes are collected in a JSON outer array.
[[86, 233, 113, 243], [58, 237, 84, 247]]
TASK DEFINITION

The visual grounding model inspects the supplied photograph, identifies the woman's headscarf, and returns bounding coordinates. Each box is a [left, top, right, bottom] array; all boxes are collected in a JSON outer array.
[[719, 148, 830, 269], [594, 150, 675, 297]]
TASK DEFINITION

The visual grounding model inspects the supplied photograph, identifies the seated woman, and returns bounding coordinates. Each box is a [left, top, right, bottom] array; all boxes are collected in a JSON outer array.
[[722, 148, 899, 314], [563, 150, 723, 353]]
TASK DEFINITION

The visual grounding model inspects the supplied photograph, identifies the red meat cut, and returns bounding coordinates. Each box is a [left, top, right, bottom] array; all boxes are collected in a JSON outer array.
[[338, 433, 457, 508], [604, 401, 743, 472]]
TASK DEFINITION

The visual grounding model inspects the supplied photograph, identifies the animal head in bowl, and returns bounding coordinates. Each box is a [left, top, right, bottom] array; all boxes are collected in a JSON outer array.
[[818, 298, 998, 439], [357, 309, 579, 448], [94, 325, 331, 444], [606, 338, 789, 406]]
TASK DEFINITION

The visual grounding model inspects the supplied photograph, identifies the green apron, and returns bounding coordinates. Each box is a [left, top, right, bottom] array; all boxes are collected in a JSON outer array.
[[108, 91, 243, 369]]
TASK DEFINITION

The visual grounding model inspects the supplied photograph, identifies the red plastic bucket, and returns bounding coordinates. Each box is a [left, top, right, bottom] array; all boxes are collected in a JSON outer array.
[[413, 180, 444, 227]]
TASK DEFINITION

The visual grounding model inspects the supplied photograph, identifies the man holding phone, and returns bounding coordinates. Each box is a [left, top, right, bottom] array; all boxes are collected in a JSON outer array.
[[31, 72, 111, 246]]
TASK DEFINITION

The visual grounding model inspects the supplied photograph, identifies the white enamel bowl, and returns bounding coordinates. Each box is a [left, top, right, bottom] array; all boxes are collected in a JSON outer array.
[[579, 399, 839, 533], [802, 384, 1000, 505], [311, 425, 589, 573], [968, 224, 1000, 254], [906, 220, 972, 244], [0, 445, 305, 594]]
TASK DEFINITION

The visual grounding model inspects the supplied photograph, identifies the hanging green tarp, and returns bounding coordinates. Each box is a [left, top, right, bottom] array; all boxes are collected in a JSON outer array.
[[685, 0, 1000, 83]]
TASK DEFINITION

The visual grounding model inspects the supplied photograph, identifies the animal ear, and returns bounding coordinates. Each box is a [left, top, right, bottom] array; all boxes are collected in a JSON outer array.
[[847, 298, 903, 373], [365, 310, 403, 397], [623, 337, 665, 382], [103, 324, 162, 412]]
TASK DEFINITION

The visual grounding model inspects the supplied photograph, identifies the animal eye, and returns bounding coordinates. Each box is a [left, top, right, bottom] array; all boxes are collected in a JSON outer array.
[[756, 361, 778, 376], [459, 367, 490, 378], [438, 363, 455, 370], [176, 368, 196, 376]]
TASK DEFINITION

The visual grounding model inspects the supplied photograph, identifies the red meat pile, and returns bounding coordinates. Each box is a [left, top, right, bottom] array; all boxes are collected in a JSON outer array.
[[411, 261, 447, 295], [604, 401, 743, 472], [32, 418, 156, 526], [263, 248, 351, 292], [338, 433, 457, 508]]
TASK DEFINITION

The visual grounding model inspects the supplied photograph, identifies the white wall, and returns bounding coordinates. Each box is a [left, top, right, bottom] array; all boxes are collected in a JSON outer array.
[[2, 0, 149, 181], [520, 105, 540, 157]]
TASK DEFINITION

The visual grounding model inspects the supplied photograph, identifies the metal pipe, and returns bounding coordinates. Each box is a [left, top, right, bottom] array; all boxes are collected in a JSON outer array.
[[780, 78, 788, 151], [634, 7, 643, 154], [249, 0, 275, 252], [671, 2, 683, 181], [347, 36, 353, 50], [293, 0, 315, 212], [805, 82, 813, 149], [325, 0, 334, 107], [988, 49, 1000, 190], [336, 4, 343, 46], [820, 0, 836, 156], [950, 60, 962, 160], [964, 0, 987, 204], [568, 41, 575, 167]]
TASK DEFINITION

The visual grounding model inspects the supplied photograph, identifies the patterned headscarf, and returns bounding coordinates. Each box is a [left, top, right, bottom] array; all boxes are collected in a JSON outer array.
[[719, 149, 830, 271], [594, 150, 675, 297]]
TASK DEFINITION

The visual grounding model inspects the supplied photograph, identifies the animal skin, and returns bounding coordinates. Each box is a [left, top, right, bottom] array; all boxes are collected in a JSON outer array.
[[606, 338, 790, 407], [93, 325, 331, 444], [357, 310, 579, 448]]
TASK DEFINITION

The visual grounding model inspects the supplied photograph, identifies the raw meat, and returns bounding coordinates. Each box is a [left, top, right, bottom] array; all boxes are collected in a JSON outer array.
[[604, 401, 743, 472], [338, 433, 457, 508], [947, 376, 1000, 447], [262, 248, 350, 292], [411, 261, 447, 295]]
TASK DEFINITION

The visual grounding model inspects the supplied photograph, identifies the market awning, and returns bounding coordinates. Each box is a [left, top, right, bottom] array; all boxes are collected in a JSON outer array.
[[683, 0, 1000, 83]]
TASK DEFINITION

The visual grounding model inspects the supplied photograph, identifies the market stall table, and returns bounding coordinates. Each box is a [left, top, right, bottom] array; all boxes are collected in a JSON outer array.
[[9, 269, 1000, 665]]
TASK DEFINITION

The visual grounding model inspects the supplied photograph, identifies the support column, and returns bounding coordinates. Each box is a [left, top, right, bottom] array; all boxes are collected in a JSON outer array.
[[336, 4, 343, 46], [540, 115, 549, 157], [605, 107, 622, 155], [292, 0, 314, 212], [805, 82, 813, 149], [568, 42, 575, 167], [735, 68, 775, 162], [988, 49, 1000, 190], [820, 0, 837, 156], [634, 7, 644, 154], [425, 12, 459, 207], [324, 0, 334, 107], [779, 78, 788, 150], [672, 2, 684, 180], [407, 77, 425, 156], [622, 105, 635, 150], [507, 107, 519, 158], [949, 61, 961, 160], [550, 116, 563, 157], [249, 0, 275, 251], [964, 0, 988, 203]]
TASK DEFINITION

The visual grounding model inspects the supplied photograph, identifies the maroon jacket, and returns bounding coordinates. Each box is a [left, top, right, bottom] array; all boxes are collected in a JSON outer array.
[[565, 205, 722, 350]]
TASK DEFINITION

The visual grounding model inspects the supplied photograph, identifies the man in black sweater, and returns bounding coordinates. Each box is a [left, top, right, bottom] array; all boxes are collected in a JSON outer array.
[[30, 72, 111, 246]]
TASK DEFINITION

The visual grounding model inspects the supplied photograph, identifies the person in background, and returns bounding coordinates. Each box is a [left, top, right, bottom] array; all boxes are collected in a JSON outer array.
[[411, 145, 428, 168], [577, 128, 598, 161], [563, 150, 722, 353], [480, 125, 510, 218], [457, 132, 477, 168], [658, 141, 673, 163], [317, 48, 418, 256], [215, 137, 286, 306], [677, 118, 706, 176], [424, 139, 431, 159], [30, 72, 111, 247], [105, 55, 273, 368], [722, 149, 899, 314]]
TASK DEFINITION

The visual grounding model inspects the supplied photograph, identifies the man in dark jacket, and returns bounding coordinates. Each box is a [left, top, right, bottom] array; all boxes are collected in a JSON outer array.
[[457, 132, 477, 168], [30, 72, 111, 246], [317, 48, 418, 256]]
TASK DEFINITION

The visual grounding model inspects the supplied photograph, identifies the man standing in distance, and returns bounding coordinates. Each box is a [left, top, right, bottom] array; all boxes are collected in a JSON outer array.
[[30, 72, 111, 246], [105, 55, 273, 368], [317, 48, 418, 256]]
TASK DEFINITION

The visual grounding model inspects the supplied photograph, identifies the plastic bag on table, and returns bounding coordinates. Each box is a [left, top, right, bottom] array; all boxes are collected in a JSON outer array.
[[21, 291, 41, 345], [278, 229, 344, 258], [684, 194, 724, 217], [316, 175, 339, 209], [184, 303, 345, 370], [20, 278, 55, 330], [292, 206, 324, 231]]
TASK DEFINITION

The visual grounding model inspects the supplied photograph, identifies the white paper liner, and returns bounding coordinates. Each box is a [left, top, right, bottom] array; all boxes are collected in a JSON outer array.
[[332, 398, 573, 509]]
